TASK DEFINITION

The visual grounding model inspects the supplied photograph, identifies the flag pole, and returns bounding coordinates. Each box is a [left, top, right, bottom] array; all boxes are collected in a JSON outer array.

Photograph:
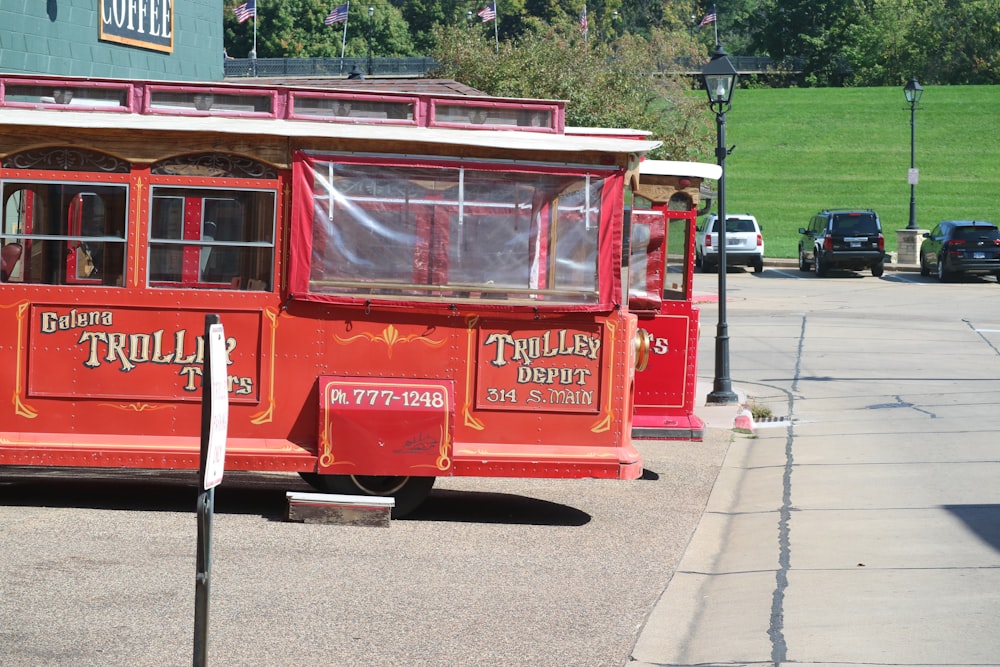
[[252, 1, 258, 76], [493, 2, 499, 53], [714, 5, 719, 47], [340, 2, 349, 73]]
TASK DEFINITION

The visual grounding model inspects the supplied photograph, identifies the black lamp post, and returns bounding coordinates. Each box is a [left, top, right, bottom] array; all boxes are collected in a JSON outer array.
[[367, 6, 375, 76], [904, 77, 923, 230], [702, 45, 739, 405]]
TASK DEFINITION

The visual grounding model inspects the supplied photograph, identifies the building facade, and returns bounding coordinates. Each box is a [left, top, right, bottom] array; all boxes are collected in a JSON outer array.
[[0, 0, 222, 81]]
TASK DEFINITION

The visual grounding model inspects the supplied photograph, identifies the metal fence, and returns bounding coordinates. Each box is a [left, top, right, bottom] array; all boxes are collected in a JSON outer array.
[[224, 57, 440, 79], [222, 55, 802, 80]]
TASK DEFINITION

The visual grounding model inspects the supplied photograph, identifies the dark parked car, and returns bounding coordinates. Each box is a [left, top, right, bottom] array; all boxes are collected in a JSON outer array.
[[798, 209, 885, 277], [919, 220, 1000, 282]]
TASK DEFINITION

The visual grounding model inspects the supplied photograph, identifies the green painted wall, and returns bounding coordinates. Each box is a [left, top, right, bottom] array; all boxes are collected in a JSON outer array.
[[0, 1, 223, 81]]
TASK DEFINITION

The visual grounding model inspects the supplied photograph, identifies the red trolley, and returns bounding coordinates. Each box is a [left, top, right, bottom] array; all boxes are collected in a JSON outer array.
[[0, 73, 715, 515], [629, 160, 721, 440]]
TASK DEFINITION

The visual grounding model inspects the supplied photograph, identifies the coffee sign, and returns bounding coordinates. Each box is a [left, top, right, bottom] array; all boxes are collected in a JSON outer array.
[[99, 0, 174, 53]]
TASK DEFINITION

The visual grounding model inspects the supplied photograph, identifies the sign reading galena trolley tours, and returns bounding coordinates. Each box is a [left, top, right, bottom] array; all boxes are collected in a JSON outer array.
[[0, 73, 715, 516]]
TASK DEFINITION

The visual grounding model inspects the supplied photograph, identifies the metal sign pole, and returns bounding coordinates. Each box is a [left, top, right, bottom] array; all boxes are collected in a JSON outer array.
[[193, 479, 214, 666], [194, 314, 228, 667]]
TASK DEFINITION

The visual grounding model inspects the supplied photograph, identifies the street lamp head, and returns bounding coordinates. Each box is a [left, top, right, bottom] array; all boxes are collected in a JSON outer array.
[[368, 5, 374, 18], [904, 77, 923, 105], [702, 46, 738, 109]]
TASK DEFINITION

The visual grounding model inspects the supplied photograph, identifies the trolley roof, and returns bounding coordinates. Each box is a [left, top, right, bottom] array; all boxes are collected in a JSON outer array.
[[0, 106, 661, 156]]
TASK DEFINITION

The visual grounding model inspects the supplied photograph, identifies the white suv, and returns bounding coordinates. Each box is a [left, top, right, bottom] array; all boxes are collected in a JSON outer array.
[[696, 213, 764, 273]]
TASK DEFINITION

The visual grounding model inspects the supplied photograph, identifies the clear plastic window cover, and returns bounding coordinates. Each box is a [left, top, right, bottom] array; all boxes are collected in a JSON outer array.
[[629, 220, 651, 297], [305, 159, 607, 305]]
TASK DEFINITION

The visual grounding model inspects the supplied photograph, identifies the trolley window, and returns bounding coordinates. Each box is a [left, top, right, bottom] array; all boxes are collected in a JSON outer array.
[[148, 187, 276, 290], [290, 153, 623, 308], [628, 209, 665, 311], [663, 215, 691, 299], [1, 181, 128, 286]]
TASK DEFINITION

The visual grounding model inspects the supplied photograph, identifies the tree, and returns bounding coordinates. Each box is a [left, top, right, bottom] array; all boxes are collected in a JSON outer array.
[[748, 0, 858, 86], [430, 22, 714, 161], [929, 0, 1000, 84], [224, 0, 415, 59]]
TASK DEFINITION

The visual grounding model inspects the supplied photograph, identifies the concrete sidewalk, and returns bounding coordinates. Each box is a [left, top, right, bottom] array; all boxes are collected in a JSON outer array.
[[693, 380, 753, 433], [627, 382, 747, 667], [628, 277, 1000, 666]]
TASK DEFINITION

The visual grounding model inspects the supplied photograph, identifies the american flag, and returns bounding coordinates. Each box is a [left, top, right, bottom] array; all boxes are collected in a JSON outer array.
[[580, 5, 588, 36], [325, 3, 349, 25], [234, 0, 256, 23], [699, 7, 717, 27], [477, 3, 496, 22]]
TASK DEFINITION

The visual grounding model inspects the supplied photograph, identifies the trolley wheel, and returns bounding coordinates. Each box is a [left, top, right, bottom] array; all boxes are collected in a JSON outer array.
[[298, 473, 435, 518]]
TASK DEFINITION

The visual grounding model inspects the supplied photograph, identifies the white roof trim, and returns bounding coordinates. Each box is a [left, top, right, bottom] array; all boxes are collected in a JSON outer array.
[[0, 108, 662, 156], [565, 126, 652, 138], [640, 159, 722, 181]]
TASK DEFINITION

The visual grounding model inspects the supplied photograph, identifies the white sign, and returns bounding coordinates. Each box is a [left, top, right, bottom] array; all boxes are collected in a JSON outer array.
[[908, 168, 919, 185], [203, 323, 229, 490]]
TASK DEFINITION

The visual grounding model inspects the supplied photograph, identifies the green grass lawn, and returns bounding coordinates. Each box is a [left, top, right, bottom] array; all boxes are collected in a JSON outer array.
[[704, 85, 1000, 258]]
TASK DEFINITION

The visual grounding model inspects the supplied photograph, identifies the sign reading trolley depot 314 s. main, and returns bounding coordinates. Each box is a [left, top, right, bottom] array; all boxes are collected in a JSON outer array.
[[99, 0, 174, 53], [476, 324, 603, 413]]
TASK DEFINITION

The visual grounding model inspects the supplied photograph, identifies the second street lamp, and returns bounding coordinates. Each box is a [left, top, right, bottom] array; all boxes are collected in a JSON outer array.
[[904, 77, 923, 230], [367, 6, 375, 76], [702, 45, 739, 405]]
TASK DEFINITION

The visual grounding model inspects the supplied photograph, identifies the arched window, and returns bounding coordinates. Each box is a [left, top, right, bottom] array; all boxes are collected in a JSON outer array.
[[1, 148, 129, 286]]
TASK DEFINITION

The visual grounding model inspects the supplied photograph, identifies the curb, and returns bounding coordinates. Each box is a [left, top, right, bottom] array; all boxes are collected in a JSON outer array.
[[763, 257, 920, 272]]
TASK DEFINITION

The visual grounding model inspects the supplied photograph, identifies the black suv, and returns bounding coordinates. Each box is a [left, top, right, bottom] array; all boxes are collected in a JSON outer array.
[[798, 209, 885, 277], [919, 220, 1000, 282]]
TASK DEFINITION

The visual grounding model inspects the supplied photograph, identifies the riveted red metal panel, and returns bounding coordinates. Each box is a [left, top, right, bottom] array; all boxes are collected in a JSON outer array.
[[318, 376, 454, 477]]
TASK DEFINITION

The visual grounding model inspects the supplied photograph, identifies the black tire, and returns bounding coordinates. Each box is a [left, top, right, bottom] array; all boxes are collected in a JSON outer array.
[[936, 258, 952, 283], [814, 251, 828, 277], [299, 473, 435, 518], [798, 249, 810, 272], [871, 261, 884, 277], [920, 254, 930, 277], [753, 257, 764, 274], [695, 251, 704, 271]]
